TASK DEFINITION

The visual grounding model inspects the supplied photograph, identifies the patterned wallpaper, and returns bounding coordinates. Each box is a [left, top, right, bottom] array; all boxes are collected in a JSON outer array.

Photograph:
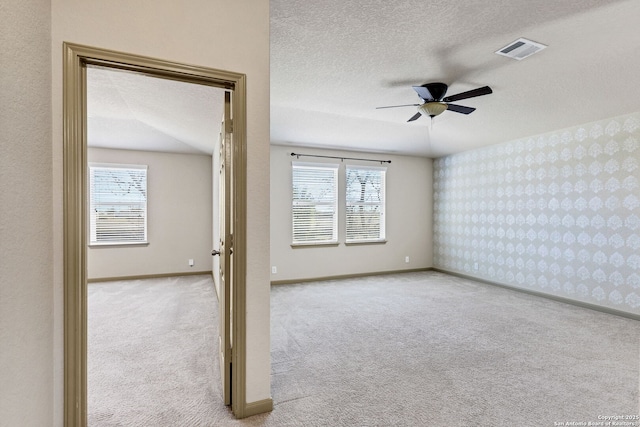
[[433, 112, 640, 316]]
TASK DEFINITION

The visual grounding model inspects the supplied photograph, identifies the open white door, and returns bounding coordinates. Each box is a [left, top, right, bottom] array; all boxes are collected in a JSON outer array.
[[213, 90, 233, 405]]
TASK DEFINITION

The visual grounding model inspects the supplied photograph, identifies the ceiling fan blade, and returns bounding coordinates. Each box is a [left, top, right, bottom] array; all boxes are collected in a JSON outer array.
[[376, 104, 420, 109], [443, 86, 492, 103], [446, 104, 476, 114], [412, 86, 435, 101], [407, 112, 422, 122]]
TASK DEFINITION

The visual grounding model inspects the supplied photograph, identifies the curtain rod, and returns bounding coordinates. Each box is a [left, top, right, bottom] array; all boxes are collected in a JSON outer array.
[[290, 152, 391, 164]]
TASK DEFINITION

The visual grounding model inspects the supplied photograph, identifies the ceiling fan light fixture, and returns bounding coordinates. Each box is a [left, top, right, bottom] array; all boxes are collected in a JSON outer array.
[[418, 102, 447, 118]]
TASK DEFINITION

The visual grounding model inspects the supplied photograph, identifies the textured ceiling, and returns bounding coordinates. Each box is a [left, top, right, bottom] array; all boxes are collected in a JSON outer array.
[[87, 66, 225, 155], [270, 0, 640, 157], [87, 1, 640, 158]]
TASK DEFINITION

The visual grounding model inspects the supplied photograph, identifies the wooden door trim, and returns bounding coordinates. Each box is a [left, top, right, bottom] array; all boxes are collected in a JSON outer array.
[[62, 42, 249, 424]]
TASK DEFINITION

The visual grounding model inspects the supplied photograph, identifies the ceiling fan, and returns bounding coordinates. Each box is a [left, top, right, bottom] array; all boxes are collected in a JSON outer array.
[[377, 82, 493, 122]]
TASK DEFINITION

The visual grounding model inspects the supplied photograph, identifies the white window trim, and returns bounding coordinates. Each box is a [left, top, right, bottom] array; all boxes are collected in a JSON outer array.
[[345, 165, 386, 244], [89, 163, 148, 246], [291, 161, 339, 246]]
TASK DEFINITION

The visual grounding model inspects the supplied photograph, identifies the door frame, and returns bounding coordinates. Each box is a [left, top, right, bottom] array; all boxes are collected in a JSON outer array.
[[62, 42, 249, 425]]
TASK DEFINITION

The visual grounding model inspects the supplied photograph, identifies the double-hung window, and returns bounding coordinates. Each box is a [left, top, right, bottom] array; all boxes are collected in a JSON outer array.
[[89, 163, 148, 245], [291, 162, 338, 245], [345, 166, 386, 243]]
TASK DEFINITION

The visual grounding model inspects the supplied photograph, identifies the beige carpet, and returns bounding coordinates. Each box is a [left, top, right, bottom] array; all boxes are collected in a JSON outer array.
[[88, 275, 226, 425], [88, 271, 640, 426]]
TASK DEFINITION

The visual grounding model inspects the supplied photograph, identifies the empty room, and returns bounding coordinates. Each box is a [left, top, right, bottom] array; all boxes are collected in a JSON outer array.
[[3, 1, 640, 427], [84, 66, 229, 424], [265, 1, 640, 426]]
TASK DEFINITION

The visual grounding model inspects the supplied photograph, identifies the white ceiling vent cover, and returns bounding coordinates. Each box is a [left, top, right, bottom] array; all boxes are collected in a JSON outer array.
[[496, 38, 547, 60]]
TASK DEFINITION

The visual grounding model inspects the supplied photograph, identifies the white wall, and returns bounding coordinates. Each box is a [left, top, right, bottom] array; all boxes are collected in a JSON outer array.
[[87, 148, 212, 280], [0, 1, 53, 425], [434, 112, 640, 317], [50, 0, 271, 421], [271, 145, 433, 282]]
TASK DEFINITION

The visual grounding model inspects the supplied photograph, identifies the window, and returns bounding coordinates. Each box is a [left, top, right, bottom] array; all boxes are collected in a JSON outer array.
[[89, 163, 148, 245], [292, 162, 338, 245], [346, 166, 386, 243]]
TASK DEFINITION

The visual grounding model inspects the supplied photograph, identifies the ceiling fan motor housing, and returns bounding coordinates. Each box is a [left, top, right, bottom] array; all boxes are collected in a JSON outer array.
[[419, 83, 448, 101]]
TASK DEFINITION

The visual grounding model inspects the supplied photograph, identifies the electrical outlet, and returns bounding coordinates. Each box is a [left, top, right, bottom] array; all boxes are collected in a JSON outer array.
[[189, 259, 194, 267], [405, 256, 410, 263], [271, 266, 277, 274], [474, 262, 479, 271]]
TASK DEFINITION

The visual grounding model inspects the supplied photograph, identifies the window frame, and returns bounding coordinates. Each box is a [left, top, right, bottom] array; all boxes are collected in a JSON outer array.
[[345, 165, 387, 244], [291, 161, 339, 246], [88, 162, 148, 246]]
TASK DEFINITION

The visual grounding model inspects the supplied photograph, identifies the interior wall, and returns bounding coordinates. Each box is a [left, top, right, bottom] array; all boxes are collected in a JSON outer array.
[[51, 0, 271, 418], [87, 148, 212, 280], [270, 144, 433, 282], [434, 111, 640, 316], [0, 0, 53, 425]]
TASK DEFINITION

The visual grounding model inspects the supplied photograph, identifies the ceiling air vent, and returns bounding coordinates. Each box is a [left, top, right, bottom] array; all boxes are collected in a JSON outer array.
[[495, 38, 547, 60]]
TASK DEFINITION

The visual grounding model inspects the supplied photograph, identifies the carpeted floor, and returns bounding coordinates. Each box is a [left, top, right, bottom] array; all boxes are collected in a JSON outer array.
[[88, 275, 226, 426], [88, 271, 640, 426]]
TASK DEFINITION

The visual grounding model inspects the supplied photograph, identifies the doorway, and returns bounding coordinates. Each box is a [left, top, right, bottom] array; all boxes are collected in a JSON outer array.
[[85, 64, 226, 422], [63, 43, 249, 425]]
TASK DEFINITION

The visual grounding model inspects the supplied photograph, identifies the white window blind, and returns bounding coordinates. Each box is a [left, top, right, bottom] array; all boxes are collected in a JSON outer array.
[[89, 164, 148, 245], [292, 162, 338, 244], [346, 166, 386, 243]]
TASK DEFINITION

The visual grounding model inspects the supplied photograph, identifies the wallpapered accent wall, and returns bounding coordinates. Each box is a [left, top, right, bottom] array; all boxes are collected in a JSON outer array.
[[433, 112, 640, 315]]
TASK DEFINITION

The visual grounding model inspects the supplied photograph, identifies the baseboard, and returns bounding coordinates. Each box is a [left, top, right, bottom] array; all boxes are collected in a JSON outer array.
[[432, 267, 640, 321], [88, 270, 213, 283], [271, 267, 432, 286], [241, 398, 273, 418]]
